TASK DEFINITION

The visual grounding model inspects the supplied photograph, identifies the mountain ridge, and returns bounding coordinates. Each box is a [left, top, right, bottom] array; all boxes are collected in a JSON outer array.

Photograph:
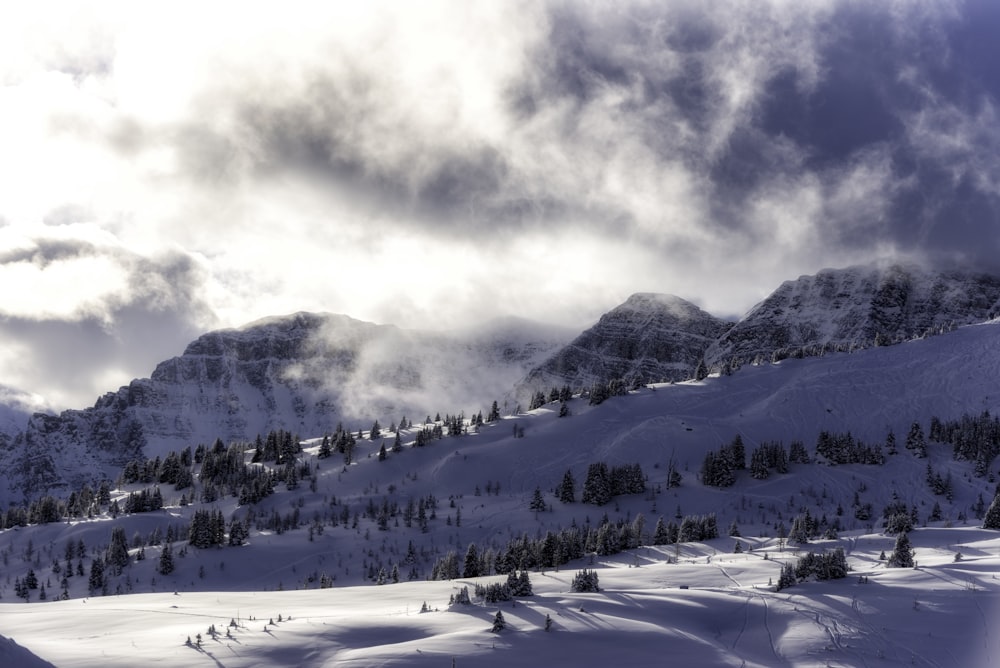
[[5, 261, 1000, 504]]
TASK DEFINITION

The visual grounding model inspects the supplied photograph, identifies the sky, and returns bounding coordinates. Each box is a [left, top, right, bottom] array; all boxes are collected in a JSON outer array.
[[1, 0, 1000, 411]]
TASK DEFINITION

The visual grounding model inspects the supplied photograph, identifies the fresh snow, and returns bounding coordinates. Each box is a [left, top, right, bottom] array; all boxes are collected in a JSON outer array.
[[3, 322, 1000, 665], [2, 533, 999, 666]]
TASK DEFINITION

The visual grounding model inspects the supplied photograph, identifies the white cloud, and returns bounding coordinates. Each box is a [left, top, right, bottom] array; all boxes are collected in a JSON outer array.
[[0, 0, 993, 409]]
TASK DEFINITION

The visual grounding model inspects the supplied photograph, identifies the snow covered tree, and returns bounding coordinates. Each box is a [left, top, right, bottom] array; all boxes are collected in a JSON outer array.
[[158, 543, 175, 575], [317, 435, 332, 459], [905, 422, 927, 458], [982, 492, 1000, 529], [507, 570, 533, 597], [570, 569, 600, 592], [582, 463, 612, 505], [529, 487, 546, 512], [106, 526, 130, 576], [776, 563, 796, 590], [463, 544, 480, 578], [491, 610, 506, 633], [88, 558, 105, 593], [652, 516, 674, 545], [557, 470, 575, 503], [887, 532, 914, 568]]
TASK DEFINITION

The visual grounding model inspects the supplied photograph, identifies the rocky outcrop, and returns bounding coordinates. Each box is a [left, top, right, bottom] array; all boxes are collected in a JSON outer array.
[[704, 263, 1000, 368], [518, 293, 733, 395]]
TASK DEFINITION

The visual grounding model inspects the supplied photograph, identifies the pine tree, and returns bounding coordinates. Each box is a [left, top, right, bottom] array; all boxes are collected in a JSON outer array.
[[106, 526, 130, 576], [491, 610, 506, 633], [887, 532, 914, 568], [529, 487, 546, 512], [652, 516, 673, 545], [570, 568, 600, 592], [88, 559, 105, 593], [158, 543, 175, 575], [982, 492, 1000, 529], [776, 562, 796, 590], [581, 463, 611, 505], [318, 435, 332, 459], [557, 470, 576, 503], [463, 544, 480, 578]]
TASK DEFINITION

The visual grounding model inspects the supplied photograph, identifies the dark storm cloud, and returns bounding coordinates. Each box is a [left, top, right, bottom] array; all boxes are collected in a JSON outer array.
[[4, 1, 1000, 411]]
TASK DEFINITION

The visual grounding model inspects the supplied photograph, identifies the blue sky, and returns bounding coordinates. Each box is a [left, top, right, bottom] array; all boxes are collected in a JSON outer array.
[[1, 0, 999, 409]]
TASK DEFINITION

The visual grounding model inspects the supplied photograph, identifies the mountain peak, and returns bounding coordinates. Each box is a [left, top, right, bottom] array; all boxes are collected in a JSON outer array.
[[705, 263, 1000, 367], [518, 292, 732, 394]]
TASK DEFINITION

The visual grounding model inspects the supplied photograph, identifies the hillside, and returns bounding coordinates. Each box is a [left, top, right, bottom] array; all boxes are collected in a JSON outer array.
[[0, 313, 570, 504], [3, 269, 1000, 665]]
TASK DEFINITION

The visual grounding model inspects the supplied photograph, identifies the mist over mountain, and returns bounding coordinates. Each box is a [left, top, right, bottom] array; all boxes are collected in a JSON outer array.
[[2, 262, 1000, 667], [3, 261, 1000, 505], [0, 312, 569, 503]]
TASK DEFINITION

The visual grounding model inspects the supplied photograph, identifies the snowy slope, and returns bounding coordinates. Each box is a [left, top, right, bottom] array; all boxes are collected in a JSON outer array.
[[0, 313, 570, 504], [2, 532, 999, 667], [3, 323, 1000, 665]]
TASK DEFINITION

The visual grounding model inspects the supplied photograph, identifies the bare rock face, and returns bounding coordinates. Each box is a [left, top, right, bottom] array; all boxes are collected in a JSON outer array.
[[518, 293, 733, 395], [0, 313, 569, 503], [704, 263, 1000, 369]]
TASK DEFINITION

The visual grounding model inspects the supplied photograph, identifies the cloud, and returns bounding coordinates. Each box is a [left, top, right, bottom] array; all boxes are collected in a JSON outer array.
[[1, 1, 999, 409], [0, 225, 213, 408]]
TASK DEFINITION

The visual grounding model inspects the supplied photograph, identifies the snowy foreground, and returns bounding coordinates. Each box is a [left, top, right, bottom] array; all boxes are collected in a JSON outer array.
[[3, 529, 1000, 668]]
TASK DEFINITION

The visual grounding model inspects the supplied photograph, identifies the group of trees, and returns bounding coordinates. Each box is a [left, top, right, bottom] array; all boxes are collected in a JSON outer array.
[[580, 462, 646, 505], [700, 436, 746, 487], [473, 571, 533, 602], [815, 431, 886, 466], [529, 385, 573, 410]]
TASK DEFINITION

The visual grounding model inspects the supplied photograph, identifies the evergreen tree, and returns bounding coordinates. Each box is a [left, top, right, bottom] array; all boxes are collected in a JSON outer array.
[[491, 610, 506, 633], [982, 492, 1000, 529], [529, 487, 546, 512], [652, 516, 672, 545], [581, 463, 611, 505], [463, 544, 480, 578], [318, 435, 332, 459], [557, 469, 575, 503], [158, 543, 175, 575], [906, 422, 927, 458], [570, 569, 600, 592], [887, 532, 914, 568], [776, 562, 796, 590], [106, 526, 130, 576], [88, 559, 105, 593]]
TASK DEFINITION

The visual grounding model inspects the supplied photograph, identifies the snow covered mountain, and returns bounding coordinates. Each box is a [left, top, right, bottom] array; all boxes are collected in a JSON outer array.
[[517, 292, 732, 396], [4, 319, 1000, 666], [0, 312, 570, 504], [705, 263, 1000, 369]]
